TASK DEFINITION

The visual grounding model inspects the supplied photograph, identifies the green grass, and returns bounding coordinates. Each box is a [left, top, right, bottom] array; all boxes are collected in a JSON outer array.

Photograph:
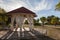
[[34, 25, 60, 40]]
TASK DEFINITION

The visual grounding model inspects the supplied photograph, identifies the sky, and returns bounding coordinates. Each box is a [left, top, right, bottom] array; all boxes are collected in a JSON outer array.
[[0, 0, 60, 19]]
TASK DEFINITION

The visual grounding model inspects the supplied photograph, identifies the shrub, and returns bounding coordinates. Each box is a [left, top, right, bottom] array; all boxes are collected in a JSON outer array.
[[34, 23, 41, 26]]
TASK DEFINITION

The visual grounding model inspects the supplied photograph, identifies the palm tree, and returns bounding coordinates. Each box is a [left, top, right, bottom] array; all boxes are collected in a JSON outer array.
[[40, 17, 46, 27], [55, 2, 60, 11]]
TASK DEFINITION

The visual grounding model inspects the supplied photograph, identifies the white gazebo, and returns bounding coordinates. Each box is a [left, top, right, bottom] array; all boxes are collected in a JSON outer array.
[[6, 7, 37, 38]]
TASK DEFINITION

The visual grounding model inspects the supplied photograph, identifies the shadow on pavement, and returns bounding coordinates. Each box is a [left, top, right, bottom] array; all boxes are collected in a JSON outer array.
[[0, 29, 56, 40]]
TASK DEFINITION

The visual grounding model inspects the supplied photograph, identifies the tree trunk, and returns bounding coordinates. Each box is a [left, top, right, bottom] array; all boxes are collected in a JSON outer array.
[[55, 23, 57, 26], [42, 22, 44, 27]]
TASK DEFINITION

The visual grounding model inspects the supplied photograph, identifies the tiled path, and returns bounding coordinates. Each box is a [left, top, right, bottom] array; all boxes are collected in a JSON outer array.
[[0, 28, 55, 40]]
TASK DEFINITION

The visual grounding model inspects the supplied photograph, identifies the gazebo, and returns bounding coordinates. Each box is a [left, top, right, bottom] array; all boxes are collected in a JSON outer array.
[[6, 7, 37, 38]]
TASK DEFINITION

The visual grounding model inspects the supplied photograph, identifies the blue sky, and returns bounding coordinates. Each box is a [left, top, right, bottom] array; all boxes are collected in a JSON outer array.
[[0, 0, 60, 19]]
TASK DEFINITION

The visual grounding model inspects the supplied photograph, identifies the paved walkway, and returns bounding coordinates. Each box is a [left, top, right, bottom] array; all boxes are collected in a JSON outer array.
[[0, 28, 55, 40]]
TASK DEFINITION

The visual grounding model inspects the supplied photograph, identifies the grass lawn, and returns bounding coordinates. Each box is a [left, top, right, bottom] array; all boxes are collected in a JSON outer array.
[[34, 25, 60, 40], [23, 24, 60, 40]]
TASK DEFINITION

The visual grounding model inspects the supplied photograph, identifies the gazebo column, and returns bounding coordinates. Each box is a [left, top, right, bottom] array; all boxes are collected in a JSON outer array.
[[19, 16, 25, 37], [10, 16, 15, 31], [16, 15, 21, 37], [16, 16, 19, 31], [7, 16, 15, 39], [27, 17, 34, 31]]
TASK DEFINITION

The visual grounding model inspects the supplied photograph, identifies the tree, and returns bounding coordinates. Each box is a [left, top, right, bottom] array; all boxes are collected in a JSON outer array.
[[47, 15, 55, 24], [0, 8, 6, 13], [51, 17, 59, 26], [33, 19, 41, 26], [55, 2, 60, 11], [0, 8, 8, 27], [36, 19, 39, 23], [24, 20, 28, 24], [40, 17, 46, 27]]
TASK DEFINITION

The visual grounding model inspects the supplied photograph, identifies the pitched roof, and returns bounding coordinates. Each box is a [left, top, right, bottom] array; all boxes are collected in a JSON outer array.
[[7, 7, 37, 17]]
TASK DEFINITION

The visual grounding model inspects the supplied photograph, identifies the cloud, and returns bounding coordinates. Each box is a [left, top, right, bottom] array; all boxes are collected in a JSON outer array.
[[0, 0, 28, 12], [34, 0, 52, 11], [0, 0, 3, 3], [0, 0, 52, 12]]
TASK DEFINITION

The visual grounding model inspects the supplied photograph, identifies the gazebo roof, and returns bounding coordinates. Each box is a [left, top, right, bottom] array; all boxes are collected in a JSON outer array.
[[7, 7, 37, 17]]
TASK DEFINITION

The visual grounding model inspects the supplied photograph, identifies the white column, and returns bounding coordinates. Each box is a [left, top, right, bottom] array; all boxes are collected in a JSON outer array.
[[19, 16, 25, 37], [27, 17, 34, 31], [10, 16, 15, 31], [16, 15, 20, 37], [16, 16, 25, 37], [16, 16, 20, 31], [7, 16, 15, 39]]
